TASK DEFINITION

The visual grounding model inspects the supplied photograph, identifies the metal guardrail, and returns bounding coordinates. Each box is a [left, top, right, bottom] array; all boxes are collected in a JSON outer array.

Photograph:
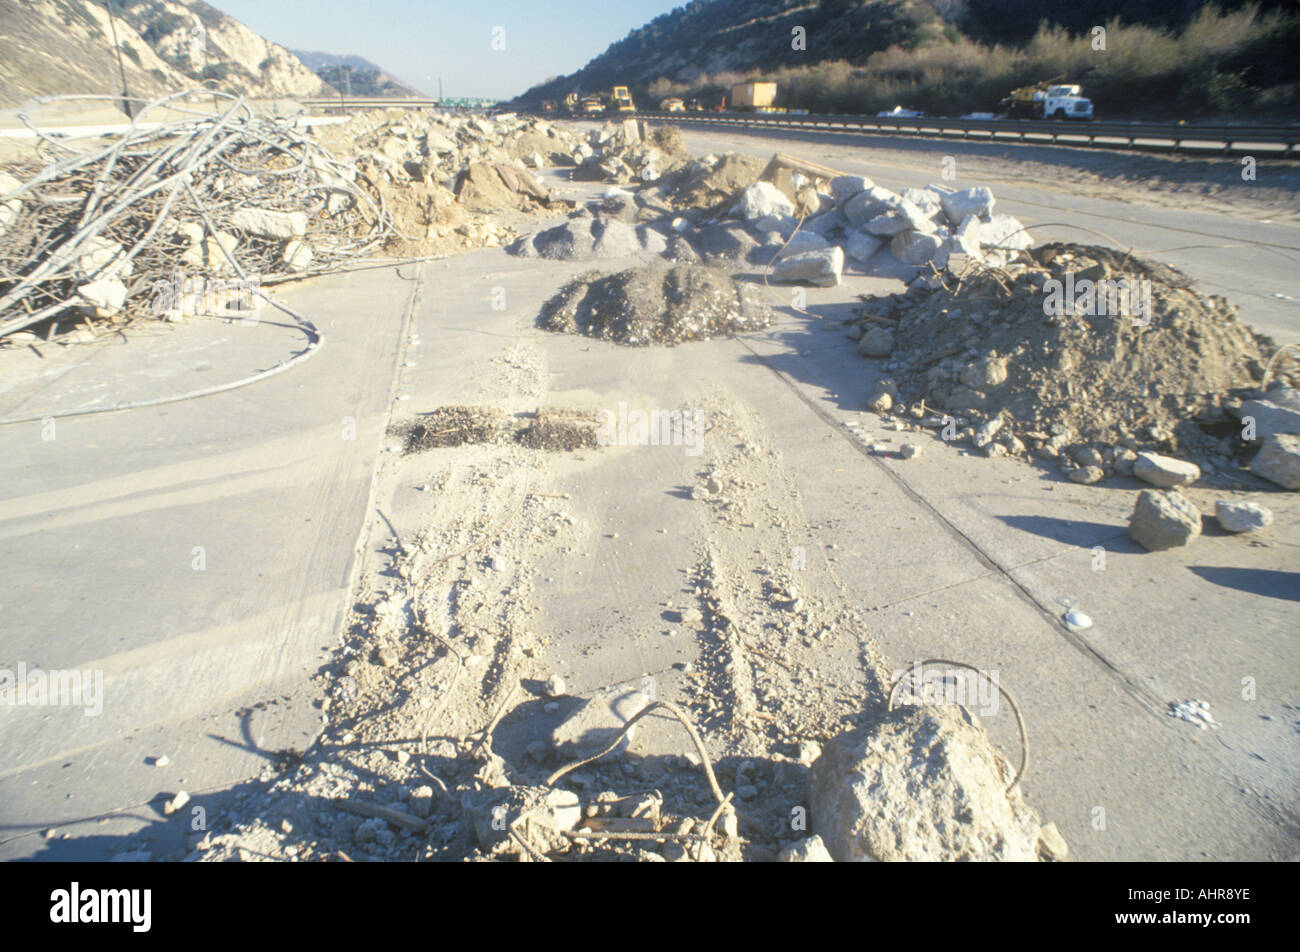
[[296, 99, 1299, 155], [633, 111, 1299, 155]]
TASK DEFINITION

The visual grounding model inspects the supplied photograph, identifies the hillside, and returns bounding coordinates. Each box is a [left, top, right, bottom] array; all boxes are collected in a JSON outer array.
[[0, 0, 328, 109], [516, 0, 1299, 119], [292, 49, 423, 98]]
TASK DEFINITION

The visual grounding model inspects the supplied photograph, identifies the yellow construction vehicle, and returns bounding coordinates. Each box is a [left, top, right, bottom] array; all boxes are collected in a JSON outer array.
[[579, 95, 605, 114], [611, 86, 636, 113], [563, 92, 579, 113], [660, 97, 685, 112]]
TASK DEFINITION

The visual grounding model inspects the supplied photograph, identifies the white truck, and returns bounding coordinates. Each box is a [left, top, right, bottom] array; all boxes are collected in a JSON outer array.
[[1002, 83, 1094, 120]]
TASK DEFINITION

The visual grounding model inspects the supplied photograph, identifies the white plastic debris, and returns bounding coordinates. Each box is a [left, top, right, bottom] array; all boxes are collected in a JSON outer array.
[[1168, 699, 1219, 730]]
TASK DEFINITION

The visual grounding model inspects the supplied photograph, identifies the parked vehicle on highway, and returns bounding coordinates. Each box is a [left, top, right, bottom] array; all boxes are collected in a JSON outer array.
[[877, 105, 925, 118], [1001, 82, 1094, 120], [731, 81, 779, 112], [611, 85, 636, 113]]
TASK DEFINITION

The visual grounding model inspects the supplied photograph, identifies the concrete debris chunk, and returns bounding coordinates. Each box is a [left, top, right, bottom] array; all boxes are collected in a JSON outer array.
[[810, 704, 1042, 861], [737, 181, 795, 220], [230, 208, 307, 240], [857, 326, 894, 358], [1249, 433, 1300, 489], [940, 186, 996, 224], [1128, 489, 1202, 550], [1134, 452, 1201, 488], [1214, 499, 1273, 533], [769, 246, 844, 287], [890, 230, 947, 267], [1239, 398, 1300, 440]]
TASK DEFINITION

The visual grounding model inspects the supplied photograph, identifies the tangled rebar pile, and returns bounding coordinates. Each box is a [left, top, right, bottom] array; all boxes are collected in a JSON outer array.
[[0, 91, 400, 339]]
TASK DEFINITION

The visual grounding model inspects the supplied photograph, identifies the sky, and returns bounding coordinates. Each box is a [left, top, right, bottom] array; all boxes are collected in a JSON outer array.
[[211, 0, 683, 100]]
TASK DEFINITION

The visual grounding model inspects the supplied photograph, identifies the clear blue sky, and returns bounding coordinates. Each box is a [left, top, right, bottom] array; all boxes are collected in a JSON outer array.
[[211, 0, 681, 99]]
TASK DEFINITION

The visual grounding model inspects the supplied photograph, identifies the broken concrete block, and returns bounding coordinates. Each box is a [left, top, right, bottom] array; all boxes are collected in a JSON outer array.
[[1250, 433, 1300, 489], [1128, 489, 1202, 550], [940, 186, 995, 224], [737, 181, 795, 221], [857, 325, 894, 358], [890, 230, 947, 267], [230, 208, 307, 240], [810, 704, 1042, 861], [950, 215, 982, 259], [981, 214, 1032, 250], [778, 835, 834, 862], [775, 230, 830, 258], [901, 187, 943, 220], [842, 185, 901, 226], [769, 246, 843, 287], [1240, 398, 1300, 440], [1214, 500, 1273, 533], [1134, 452, 1201, 488], [840, 235, 881, 272], [76, 236, 133, 281], [802, 209, 844, 235], [865, 211, 912, 236], [829, 175, 873, 203]]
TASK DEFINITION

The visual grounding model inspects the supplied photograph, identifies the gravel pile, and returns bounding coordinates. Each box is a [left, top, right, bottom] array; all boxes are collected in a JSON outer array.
[[848, 242, 1299, 486], [539, 262, 775, 346]]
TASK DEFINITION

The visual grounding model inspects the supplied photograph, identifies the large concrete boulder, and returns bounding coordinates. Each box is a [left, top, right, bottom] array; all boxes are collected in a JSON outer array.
[[1134, 452, 1201, 488], [776, 231, 830, 258], [829, 175, 873, 203], [857, 326, 894, 358], [736, 181, 795, 220], [1239, 398, 1300, 440], [769, 246, 843, 287], [810, 704, 1041, 861], [845, 230, 884, 266], [981, 214, 1033, 250], [842, 186, 902, 227], [1215, 500, 1273, 533], [1128, 489, 1202, 550], [1250, 433, 1300, 489], [940, 186, 995, 224], [891, 230, 947, 267]]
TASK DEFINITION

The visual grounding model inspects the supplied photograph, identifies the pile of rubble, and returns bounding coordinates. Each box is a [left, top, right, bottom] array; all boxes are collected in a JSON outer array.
[[539, 262, 775, 346], [570, 120, 692, 185], [0, 90, 405, 341], [845, 242, 1300, 491]]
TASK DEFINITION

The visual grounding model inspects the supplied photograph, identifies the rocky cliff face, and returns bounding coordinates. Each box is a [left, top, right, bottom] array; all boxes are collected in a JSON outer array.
[[0, 0, 328, 108]]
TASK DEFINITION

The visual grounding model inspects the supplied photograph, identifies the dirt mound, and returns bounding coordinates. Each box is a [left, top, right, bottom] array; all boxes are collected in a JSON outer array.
[[852, 242, 1295, 474], [539, 263, 775, 346], [662, 153, 765, 212]]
